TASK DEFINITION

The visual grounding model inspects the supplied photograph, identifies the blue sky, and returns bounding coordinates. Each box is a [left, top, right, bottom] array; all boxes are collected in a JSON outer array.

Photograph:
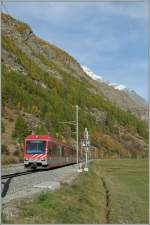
[[2, 1, 148, 100]]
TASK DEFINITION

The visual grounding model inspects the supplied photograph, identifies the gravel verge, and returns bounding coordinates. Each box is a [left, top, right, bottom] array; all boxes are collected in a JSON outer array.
[[1, 161, 91, 221], [2, 164, 80, 203], [1, 163, 82, 220], [1, 163, 25, 176]]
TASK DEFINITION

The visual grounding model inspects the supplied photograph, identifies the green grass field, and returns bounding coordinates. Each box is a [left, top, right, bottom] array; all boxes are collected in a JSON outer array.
[[3, 159, 149, 224]]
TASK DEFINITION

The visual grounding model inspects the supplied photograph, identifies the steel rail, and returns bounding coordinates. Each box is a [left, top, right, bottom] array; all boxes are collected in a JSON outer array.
[[1, 162, 77, 180], [1, 171, 35, 180]]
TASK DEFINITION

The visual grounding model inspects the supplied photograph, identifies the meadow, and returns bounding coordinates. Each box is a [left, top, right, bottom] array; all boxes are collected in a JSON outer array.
[[3, 159, 149, 224]]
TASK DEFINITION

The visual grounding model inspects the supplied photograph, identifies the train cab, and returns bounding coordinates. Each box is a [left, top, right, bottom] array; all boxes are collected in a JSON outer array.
[[24, 135, 49, 169]]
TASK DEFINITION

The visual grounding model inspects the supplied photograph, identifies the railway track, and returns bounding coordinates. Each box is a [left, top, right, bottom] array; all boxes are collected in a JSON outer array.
[[1, 162, 77, 180], [1, 170, 35, 180]]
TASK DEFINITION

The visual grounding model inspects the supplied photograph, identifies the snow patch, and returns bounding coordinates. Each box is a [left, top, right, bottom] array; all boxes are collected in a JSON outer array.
[[114, 84, 127, 90], [82, 65, 127, 91], [108, 83, 127, 90], [82, 65, 103, 81]]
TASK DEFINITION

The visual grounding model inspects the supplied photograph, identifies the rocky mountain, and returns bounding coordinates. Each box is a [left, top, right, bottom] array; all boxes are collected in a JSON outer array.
[[82, 65, 148, 120], [1, 13, 148, 164]]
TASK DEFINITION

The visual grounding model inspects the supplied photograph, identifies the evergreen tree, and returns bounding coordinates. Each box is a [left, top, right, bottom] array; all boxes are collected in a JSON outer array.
[[12, 115, 30, 143]]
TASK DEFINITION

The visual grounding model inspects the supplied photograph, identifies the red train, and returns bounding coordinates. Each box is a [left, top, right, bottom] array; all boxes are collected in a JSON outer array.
[[24, 134, 76, 169]]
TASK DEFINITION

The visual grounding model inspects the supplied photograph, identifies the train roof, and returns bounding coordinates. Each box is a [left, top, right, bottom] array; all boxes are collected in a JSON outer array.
[[25, 134, 50, 140], [25, 134, 67, 146]]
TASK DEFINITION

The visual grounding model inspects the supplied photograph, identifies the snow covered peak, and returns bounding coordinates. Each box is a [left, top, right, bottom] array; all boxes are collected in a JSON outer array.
[[114, 84, 127, 90], [82, 65, 127, 91], [82, 65, 103, 81], [108, 83, 127, 91]]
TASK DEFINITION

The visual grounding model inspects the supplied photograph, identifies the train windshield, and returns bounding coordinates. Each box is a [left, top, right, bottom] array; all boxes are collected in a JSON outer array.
[[26, 140, 46, 154]]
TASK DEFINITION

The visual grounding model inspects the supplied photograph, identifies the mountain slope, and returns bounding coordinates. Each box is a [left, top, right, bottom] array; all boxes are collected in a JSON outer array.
[[1, 13, 148, 163], [82, 66, 148, 120]]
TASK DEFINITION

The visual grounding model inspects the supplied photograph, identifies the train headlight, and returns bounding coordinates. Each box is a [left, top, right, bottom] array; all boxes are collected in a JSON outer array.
[[25, 158, 29, 161], [41, 158, 45, 161]]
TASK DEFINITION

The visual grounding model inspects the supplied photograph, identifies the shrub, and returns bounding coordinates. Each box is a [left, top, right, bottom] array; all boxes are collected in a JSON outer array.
[[2, 120, 5, 133], [1, 144, 10, 155], [13, 150, 20, 156], [13, 115, 30, 143]]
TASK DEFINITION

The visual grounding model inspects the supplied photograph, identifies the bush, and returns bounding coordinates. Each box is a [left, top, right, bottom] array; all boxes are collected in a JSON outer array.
[[13, 115, 30, 143], [13, 150, 20, 156], [2, 120, 5, 133], [35, 124, 48, 134], [1, 144, 10, 155]]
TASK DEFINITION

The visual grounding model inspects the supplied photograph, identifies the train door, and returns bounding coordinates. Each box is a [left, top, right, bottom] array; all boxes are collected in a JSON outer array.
[[58, 145, 65, 163], [48, 141, 55, 164]]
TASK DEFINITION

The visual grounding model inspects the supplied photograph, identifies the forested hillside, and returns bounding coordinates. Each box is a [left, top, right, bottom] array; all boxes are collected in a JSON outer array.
[[1, 13, 148, 163]]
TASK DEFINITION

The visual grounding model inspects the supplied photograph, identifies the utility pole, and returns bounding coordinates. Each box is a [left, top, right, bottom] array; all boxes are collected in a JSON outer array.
[[80, 139, 83, 160], [59, 105, 81, 172], [76, 105, 79, 165], [76, 105, 82, 172]]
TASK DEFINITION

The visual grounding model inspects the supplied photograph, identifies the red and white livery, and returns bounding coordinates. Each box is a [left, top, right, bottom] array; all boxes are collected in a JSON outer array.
[[24, 134, 76, 169]]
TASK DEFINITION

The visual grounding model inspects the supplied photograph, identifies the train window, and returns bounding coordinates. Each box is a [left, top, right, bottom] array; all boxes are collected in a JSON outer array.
[[48, 142, 53, 153], [49, 142, 58, 156], [58, 145, 64, 157], [53, 143, 57, 154], [57, 145, 61, 156], [26, 140, 46, 154], [62, 146, 65, 156]]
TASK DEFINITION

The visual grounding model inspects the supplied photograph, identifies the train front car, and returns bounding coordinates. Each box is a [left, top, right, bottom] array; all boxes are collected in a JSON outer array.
[[24, 135, 48, 169], [24, 134, 76, 170]]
